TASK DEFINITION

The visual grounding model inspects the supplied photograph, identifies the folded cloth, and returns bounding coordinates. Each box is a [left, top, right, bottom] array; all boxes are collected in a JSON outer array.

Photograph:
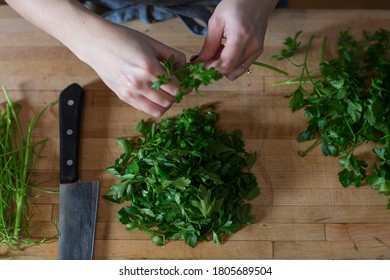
[[80, 0, 221, 36]]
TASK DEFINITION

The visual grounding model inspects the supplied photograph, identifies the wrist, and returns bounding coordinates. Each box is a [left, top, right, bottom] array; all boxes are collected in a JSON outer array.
[[48, 2, 107, 63]]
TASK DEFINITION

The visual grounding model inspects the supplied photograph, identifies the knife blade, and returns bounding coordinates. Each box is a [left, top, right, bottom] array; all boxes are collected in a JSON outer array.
[[58, 83, 99, 260]]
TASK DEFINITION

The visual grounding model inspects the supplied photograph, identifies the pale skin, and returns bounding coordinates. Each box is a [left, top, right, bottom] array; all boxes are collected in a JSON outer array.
[[5, 0, 278, 117]]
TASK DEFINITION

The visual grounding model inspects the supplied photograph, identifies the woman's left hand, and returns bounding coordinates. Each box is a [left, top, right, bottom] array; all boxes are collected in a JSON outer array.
[[196, 0, 278, 80]]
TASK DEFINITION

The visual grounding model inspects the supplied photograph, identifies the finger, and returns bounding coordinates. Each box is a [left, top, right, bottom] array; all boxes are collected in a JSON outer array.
[[133, 69, 179, 106], [117, 78, 175, 116], [225, 55, 258, 81], [208, 35, 247, 74], [151, 43, 187, 96], [159, 80, 181, 97], [122, 91, 172, 118], [145, 88, 176, 107], [154, 42, 187, 68], [160, 79, 193, 101], [157, 63, 183, 97], [197, 19, 224, 62], [208, 29, 264, 76]]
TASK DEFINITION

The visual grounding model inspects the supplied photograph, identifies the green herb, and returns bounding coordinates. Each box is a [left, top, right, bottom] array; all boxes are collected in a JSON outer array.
[[252, 61, 289, 76], [271, 31, 303, 61], [152, 55, 223, 103], [272, 29, 390, 208], [104, 104, 260, 247], [153, 55, 288, 103], [0, 86, 58, 251]]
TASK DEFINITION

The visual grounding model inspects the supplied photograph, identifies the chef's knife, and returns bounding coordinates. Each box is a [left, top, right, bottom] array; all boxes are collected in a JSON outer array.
[[58, 83, 99, 260]]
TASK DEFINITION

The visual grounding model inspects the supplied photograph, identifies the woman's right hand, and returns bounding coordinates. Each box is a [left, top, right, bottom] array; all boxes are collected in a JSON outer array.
[[77, 23, 186, 118], [5, 0, 186, 118]]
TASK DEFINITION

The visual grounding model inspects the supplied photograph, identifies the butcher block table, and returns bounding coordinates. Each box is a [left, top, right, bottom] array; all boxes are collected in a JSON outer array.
[[1, 5, 390, 260]]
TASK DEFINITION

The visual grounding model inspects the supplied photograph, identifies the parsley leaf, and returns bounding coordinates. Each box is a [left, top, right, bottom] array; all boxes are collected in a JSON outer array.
[[271, 31, 302, 61]]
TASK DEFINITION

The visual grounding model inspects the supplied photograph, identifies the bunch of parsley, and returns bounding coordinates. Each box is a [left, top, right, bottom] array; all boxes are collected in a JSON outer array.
[[104, 104, 259, 247], [272, 28, 390, 208]]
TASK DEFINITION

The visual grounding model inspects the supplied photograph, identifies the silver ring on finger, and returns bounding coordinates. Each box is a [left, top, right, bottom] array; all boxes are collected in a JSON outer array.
[[241, 63, 252, 74]]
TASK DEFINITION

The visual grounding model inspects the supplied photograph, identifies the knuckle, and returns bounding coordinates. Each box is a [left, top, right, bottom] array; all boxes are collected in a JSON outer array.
[[129, 78, 145, 92], [174, 53, 186, 65], [252, 40, 264, 55], [117, 90, 133, 103], [136, 59, 154, 74], [164, 85, 180, 96], [162, 96, 175, 108], [207, 16, 219, 28], [220, 61, 236, 74]]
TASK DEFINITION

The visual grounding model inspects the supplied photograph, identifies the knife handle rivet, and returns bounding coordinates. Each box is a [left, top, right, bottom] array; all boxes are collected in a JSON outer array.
[[66, 159, 74, 166], [67, 99, 74, 106], [66, 129, 73, 135]]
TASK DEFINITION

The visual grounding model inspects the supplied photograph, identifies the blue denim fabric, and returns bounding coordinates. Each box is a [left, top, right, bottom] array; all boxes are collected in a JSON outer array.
[[81, 0, 221, 36], [80, 0, 288, 36]]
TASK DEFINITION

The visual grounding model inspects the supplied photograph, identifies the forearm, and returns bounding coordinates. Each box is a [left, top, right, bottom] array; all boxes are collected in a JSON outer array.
[[5, 0, 186, 117], [4, 0, 109, 60]]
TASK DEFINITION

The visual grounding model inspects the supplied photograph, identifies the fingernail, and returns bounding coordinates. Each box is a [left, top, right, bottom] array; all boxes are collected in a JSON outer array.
[[190, 55, 199, 62]]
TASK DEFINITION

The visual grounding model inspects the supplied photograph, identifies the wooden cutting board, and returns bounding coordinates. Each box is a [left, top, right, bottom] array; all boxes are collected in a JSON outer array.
[[1, 6, 390, 259]]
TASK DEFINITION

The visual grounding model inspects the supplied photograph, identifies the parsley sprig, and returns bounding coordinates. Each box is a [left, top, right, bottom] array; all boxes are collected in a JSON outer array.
[[271, 31, 302, 61], [153, 54, 288, 103], [104, 104, 260, 247], [273, 29, 390, 208], [152, 55, 223, 103]]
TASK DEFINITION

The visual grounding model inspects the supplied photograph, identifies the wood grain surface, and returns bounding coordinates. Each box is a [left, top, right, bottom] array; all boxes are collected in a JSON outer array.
[[1, 6, 390, 259]]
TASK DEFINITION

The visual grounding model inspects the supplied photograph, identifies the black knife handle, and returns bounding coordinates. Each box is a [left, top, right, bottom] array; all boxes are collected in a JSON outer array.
[[59, 83, 85, 183]]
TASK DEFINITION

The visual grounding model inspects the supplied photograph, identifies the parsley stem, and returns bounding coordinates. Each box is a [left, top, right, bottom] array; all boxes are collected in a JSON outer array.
[[299, 35, 317, 86], [297, 138, 322, 157], [271, 78, 314, 87], [321, 35, 328, 64], [251, 61, 288, 76], [285, 57, 304, 68], [343, 116, 356, 141]]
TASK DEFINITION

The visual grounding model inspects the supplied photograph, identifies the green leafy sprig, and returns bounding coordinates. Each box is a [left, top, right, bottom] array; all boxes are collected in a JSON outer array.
[[104, 104, 260, 247], [152, 55, 223, 103], [153, 54, 288, 103], [272, 28, 390, 208], [271, 31, 303, 61]]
